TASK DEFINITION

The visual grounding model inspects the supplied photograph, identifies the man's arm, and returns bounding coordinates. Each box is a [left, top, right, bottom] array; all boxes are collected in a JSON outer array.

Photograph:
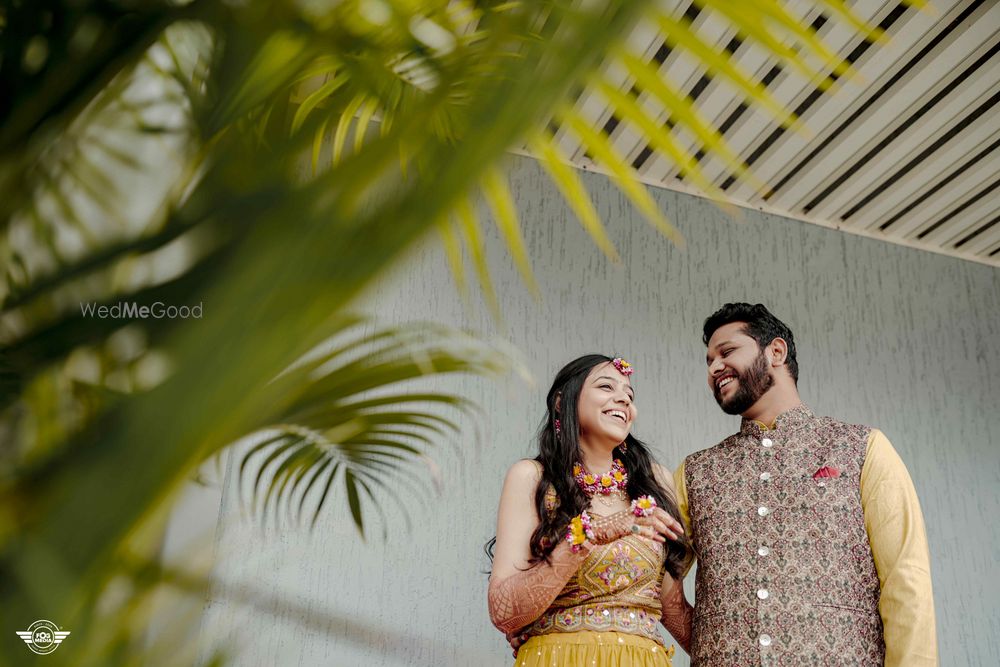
[[861, 430, 938, 667], [672, 462, 696, 577]]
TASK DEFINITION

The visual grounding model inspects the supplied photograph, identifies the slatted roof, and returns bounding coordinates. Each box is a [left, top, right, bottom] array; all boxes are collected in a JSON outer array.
[[546, 0, 1000, 267]]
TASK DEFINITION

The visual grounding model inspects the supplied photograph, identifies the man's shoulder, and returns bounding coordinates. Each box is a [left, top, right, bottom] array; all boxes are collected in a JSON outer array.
[[812, 414, 873, 438], [684, 433, 741, 467]]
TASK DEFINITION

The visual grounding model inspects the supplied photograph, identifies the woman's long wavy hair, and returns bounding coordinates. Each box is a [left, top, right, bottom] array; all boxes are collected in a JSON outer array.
[[487, 354, 691, 578]]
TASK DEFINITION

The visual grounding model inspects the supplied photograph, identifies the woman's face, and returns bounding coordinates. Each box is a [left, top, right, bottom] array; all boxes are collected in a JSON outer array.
[[575, 362, 636, 446]]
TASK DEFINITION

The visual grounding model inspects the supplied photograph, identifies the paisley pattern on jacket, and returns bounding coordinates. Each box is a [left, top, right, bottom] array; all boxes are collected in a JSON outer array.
[[685, 406, 885, 666]]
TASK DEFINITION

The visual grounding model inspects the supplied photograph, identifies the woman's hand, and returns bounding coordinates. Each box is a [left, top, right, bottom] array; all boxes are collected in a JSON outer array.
[[589, 506, 684, 545], [633, 507, 684, 543], [506, 630, 528, 658]]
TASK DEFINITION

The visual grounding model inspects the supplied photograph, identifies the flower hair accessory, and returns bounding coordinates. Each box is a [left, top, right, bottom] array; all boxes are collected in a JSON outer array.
[[611, 357, 634, 376], [631, 495, 657, 517], [566, 511, 595, 552]]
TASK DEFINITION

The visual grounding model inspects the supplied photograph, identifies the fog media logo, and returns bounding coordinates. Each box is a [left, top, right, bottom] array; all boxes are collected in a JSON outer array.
[[15, 619, 71, 655], [79, 301, 203, 319]]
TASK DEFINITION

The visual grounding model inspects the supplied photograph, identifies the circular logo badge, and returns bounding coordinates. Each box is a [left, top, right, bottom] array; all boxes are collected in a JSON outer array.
[[18, 619, 68, 655]]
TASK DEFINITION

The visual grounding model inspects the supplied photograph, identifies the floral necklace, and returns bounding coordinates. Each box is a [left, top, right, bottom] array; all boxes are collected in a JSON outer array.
[[573, 458, 629, 508]]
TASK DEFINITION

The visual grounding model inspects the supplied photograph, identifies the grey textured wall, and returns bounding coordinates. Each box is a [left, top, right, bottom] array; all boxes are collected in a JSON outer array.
[[182, 155, 1000, 666]]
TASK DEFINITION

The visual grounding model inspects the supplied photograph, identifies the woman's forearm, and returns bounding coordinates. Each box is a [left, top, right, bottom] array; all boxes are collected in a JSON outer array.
[[488, 540, 590, 634], [659, 575, 693, 653]]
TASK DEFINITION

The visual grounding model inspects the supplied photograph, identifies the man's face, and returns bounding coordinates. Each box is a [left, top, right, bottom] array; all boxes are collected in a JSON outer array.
[[706, 322, 774, 415]]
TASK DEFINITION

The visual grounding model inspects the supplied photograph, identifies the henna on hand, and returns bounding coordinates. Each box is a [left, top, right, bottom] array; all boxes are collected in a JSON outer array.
[[589, 510, 634, 544], [659, 574, 693, 654], [488, 540, 590, 635]]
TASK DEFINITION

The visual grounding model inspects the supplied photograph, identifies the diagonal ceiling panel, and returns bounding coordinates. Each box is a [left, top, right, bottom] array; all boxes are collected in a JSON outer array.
[[535, 0, 1000, 267]]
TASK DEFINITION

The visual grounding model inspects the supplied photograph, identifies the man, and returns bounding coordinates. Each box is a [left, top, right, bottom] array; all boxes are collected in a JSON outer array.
[[670, 302, 936, 666]]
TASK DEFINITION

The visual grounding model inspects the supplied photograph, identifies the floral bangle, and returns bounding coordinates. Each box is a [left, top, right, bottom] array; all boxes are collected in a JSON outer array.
[[565, 511, 595, 552], [631, 495, 657, 517]]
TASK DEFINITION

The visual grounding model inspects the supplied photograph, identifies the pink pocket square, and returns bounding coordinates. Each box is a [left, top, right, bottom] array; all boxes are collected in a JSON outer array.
[[813, 466, 841, 479]]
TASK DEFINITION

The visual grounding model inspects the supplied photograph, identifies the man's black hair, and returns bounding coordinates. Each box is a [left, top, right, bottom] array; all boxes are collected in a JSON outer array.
[[702, 303, 799, 383]]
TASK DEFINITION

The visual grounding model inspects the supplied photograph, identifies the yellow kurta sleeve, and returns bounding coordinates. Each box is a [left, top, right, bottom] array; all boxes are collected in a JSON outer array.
[[673, 462, 696, 577], [861, 429, 938, 666]]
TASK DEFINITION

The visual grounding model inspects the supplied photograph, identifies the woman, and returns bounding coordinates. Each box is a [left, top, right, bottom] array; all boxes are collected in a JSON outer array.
[[487, 354, 694, 666]]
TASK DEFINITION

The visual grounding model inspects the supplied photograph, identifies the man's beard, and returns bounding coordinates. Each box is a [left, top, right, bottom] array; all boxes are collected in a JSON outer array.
[[714, 351, 774, 415]]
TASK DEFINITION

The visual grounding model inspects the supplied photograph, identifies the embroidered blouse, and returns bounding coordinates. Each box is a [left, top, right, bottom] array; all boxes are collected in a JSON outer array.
[[521, 495, 668, 646]]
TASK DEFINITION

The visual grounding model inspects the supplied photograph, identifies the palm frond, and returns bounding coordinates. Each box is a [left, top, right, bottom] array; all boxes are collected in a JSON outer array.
[[482, 167, 539, 297], [558, 103, 685, 247], [530, 131, 619, 262], [234, 319, 512, 533], [0, 1, 896, 662]]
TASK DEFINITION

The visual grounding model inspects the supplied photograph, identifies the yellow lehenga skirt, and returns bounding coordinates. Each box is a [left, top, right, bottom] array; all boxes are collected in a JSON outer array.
[[513, 631, 675, 667]]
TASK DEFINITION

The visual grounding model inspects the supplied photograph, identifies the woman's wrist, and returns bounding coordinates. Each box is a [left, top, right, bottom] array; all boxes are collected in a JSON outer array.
[[565, 511, 595, 552], [589, 510, 635, 544]]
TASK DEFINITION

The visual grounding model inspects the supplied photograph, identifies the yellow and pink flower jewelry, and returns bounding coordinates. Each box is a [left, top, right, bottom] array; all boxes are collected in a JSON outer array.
[[566, 511, 595, 552], [631, 495, 657, 517], [611, 357, 633, 376], [573, 458, 628, 496]]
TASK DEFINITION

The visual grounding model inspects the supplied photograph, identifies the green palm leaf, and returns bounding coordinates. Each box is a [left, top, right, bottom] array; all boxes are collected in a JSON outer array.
[[0, 0, 906, 663], [233, 319, 507, 534]]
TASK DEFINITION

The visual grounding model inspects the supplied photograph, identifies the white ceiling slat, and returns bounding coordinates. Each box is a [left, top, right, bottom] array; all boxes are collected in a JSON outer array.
[[563, 4, 688, 164], [906, 179, 1000, 245], [733, 2, 942, 203], [819, 74, 1000, 233], [940, 204, 1000, 248], [545, 4, 672, 158], [777, 6, 1000, 215], [857, 123, 1000, 230], [574, 3, 727, 175], [523, 0, 1000, 267], [812, 54, 1000, 224], [720, 0, 897, 189], [657, 0, 829, 183], [960, 216, 1000, 256], [643, 1, 766, 182], [930, 197, 1000, 251], [894, 171, 999, 243], [691, 3, 832, 184], [639, 0, 818, 185]]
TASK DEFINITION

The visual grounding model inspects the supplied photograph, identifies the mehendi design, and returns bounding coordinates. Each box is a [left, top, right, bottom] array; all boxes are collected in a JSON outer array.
[[589, 510, 634, 544], [659, 574, 692, 653], [488, 540, 590, 635]]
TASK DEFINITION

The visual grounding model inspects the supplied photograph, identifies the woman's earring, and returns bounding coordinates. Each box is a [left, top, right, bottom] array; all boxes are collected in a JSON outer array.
[[618, 440, 628, 453], [554, 419, 562, 436]]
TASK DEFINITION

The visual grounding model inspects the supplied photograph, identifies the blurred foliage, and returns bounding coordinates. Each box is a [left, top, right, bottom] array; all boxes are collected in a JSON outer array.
[[0, 0, 903, 663]]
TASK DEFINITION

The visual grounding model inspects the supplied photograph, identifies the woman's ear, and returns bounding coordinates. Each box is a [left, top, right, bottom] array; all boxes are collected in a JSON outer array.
[[554, 393, 561, 413]]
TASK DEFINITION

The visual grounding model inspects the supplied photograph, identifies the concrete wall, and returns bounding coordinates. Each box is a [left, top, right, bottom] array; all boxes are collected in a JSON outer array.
[[178, 155, 1000, 666]]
